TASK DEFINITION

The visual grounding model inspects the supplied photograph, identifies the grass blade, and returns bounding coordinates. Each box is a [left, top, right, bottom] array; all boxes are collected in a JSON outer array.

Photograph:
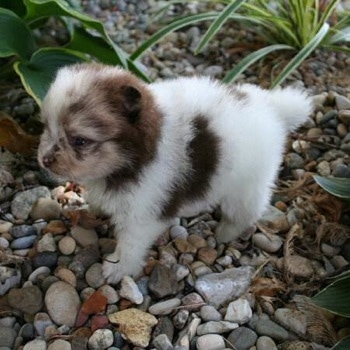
[[222, 44, 292, 83], [195, 0, 246, 54], [130, 13, 219, 60], [332, 336, 350, 350], [271, 22, 330, 88]]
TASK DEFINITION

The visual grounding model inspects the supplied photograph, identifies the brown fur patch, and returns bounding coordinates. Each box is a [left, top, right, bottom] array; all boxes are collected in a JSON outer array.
[[161, 116, 220, 218]]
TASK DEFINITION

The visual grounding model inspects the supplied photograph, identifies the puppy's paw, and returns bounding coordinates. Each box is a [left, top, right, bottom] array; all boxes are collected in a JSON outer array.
[[215, 221, 242, 244], [102, 251, 144, 284]]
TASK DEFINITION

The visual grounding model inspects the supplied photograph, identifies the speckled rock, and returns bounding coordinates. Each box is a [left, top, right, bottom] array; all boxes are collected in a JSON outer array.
[[88, 329, 114, 350], [8, 285, 43, 315], [30, 197, 62, 221], [196, 334, 225, 350]]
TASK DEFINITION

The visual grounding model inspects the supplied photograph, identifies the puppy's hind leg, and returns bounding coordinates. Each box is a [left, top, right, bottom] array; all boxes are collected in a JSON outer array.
[[215, 213, 249, 244]]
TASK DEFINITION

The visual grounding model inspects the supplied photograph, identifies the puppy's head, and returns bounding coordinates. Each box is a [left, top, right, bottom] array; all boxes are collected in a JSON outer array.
[[38, 64, 160, 183]]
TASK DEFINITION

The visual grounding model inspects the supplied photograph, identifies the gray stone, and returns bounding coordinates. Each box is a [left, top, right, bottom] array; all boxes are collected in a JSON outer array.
[[227, 327, 258, 350], [197, 321, 239, 335], [170, 225, 188, 240], [11, 186, 51, 220], [37, 233, 56, 252], [252, 233, 283, 253], [332, 164, 350, 178], [200, 305, 222, 322], [10, 235, 37, 249], [148, 298, 181, 315], [119, 276, 143, 304], [224, 298, 253, 324], [47, 339, 71, 350], [337, 95, 350, 110], [33, 312, 54, 336], [195, 266, 254, 308], [28, 266, 51, 283], [45, 281, 81, 327], [316, 110, 337, 124], [255, 318, 291, 341], [71, 226, 98, 247], [173, 309, 190, 330], [32, 251, 58, 269], [85, 263, 105, 288], [258, 206, 289, 232], [149, 264, 178, 299], [88, 329, 114, 350], [274, 308, 307, 336], [196, 334, 225, 350], [0, 326, 17, 348], [256, 336, 277, 350], [0, 237, 9, 249], [153, 334, 173, 350], [23, 339, 47, 350], [30, 197, 62, 221], [339, 110, 350, 125], [317, 160, 331, 176], [9, 224, 37, 238], [8, 285, 43, 315]]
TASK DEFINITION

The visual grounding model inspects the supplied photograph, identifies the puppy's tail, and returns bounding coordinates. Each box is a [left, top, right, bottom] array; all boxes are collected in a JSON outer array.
[[269, 87, 314, 132]]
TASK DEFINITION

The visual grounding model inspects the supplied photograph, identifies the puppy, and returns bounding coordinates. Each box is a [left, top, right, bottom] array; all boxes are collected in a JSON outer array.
[[38, 63, 313, 284]]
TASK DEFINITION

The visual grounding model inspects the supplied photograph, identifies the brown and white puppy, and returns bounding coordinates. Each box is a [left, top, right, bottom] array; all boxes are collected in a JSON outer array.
[[38, 63, 312, 283]]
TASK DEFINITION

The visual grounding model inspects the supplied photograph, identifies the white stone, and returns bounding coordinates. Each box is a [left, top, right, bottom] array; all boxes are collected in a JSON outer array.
[[48, 339, 71, 350], [88, 329, 113, 350], [224, 298, 252, 324], [196, 334, 225, 350], [148, 298, 181, 315], [23, 339, 47, 350], [119, 276, 143, 304]]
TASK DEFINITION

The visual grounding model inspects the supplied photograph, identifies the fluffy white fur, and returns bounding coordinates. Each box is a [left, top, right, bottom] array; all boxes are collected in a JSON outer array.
[[39, 65, 313, 284]]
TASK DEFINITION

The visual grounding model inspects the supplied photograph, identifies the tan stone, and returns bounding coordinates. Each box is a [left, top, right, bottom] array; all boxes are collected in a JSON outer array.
[[108, 308, 158, 347]]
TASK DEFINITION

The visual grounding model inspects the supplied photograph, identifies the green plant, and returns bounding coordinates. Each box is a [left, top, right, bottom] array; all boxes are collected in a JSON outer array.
[[136, 0, 350, 87], [0, 0, 149, 105], [314, 175, 350, 200], [311, 271, 350, 349]]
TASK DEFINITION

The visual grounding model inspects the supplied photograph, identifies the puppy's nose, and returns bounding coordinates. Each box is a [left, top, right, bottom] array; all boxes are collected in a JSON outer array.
[[42, 154, 55, 167]]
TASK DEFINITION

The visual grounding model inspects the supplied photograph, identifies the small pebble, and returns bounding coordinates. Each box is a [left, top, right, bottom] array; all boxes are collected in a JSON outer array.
[[58, 236, 76, 255], [196, 334, 225, 350], [88, 329, 114, 350], [119, 276, 143, 304], [148, 298, 181, 315]]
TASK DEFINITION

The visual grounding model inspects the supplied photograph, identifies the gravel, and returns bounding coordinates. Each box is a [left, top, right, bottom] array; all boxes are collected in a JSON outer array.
[[1, 1, 350, 349]]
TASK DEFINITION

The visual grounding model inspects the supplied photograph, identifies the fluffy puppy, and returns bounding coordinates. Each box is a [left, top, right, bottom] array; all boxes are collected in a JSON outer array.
[[38, 63, 313, 283]]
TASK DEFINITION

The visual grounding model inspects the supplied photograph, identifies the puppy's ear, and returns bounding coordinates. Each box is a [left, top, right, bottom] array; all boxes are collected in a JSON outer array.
[[121, 85, 142, 123]]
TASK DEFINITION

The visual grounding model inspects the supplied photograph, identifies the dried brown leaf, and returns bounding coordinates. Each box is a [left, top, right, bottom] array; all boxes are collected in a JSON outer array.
[[251, 277, 287, 298], [312, 193, 345, 222], [0, 112, 39, 157], [64, 209, 108, 229]]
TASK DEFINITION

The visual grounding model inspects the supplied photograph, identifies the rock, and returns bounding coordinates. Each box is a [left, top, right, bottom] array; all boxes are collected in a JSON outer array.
[[181, 292, 204, 311], [34, 312, 54, 336], [224, 298, 253, 324], [11, 186, 51, 220], [258, 206, 290, 232], [316, 110, 337, 125], [85, 263, 105, 288], [292, 140, 310, 153], [227, 327, 258, 350], [119, 276, 143, 304], [197, 321, 238, 335], [108, 308, 158, 347], [196, 334, 225, 350], [149, 264, 178, 298], [332, 164, 350, 178], [8, 285, 43, 314], [339, 110, 350, 125], [98, 284, 119, 304], [175, 314, 201, 348], [0, 220, 13, 234], [19, 323, 35, 342], [274, 308, 307, 336], [252, 233, 283, 253], [30, 197, 62, 221], [148, 298, 181, 315], [175, 264, 190, 281], [45, 281, 81, 327], [173, 309, 190, 330], [71, 226, 98, 247], [32, 251, 58, 269], [10, 235, 37, 249], [317, 160, 331, 176], [195, 266, 254, 307], [0, 326, 17, 348], [28, 266, 51, 283], [152, 316, 174, 344], [197, 247, 217, 265], [88, 329, 114, 350], [173, 237, 197, 254], [336, 95, 350, 110], [285, 255, 314, 278], [170, 225, 188, 240], [284, 153, 305, 169], [200, 305, 222, 322], [203, 65, 223, 77], [255, 318, 291, 341], [58, 236, 76, 255], [307, 128, 323, 137], [37, 233, 56, 252], [55, 268, 77, 287], [153, 334, 173, 350], [9, 224, 37, 238], [47, 339, 71, 350], [256, 336, 278, 350], [23, 338, 47, 350], [0, 236, 9, 249]]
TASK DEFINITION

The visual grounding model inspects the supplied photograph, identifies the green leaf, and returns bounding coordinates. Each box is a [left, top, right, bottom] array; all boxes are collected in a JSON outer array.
[[332, 336, 350, 350], [312, 275, 350, 317], [14, 47, 87, 105], [0, 0, 27, 17], [23, 0, 127, 67], [328, 27, 350, 44], [313, 175, 350, 200], [0, 8, 36, 59], [130, 13, 219, 61], [271, 23, 330, 88], [222, 44, 292, 83], [195, 0, 246, 54]]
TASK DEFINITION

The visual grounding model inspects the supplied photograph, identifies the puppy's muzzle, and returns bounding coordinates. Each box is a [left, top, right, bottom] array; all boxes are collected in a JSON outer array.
[[42, 153, 55, 168]]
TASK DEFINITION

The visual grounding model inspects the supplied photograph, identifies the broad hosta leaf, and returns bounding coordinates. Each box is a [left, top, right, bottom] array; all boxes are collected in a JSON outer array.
[[312, 275, 350, 317], [222, 44, 292, 83], [14, 47, 87, 104], [314, 175, 350, 200], [271, 23, 330, 88], [0, 0, 27, 17], [195, 0, 246, 54], [0, 8, 36, 59], [23, 0, 127, 67], [332, 336, 350, 350]]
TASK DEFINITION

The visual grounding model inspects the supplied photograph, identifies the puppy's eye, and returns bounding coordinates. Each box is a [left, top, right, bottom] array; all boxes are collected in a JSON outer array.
[[72, 136, 88, 147]]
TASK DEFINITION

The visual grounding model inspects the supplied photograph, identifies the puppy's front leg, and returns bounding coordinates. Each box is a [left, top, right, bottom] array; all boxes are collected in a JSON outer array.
[[102, 221, 167, 284]]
